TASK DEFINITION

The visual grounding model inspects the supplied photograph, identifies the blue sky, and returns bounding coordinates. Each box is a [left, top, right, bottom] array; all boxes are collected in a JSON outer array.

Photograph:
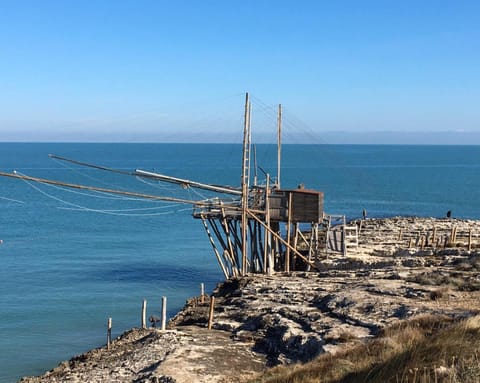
[[0, 0, 479, 143]]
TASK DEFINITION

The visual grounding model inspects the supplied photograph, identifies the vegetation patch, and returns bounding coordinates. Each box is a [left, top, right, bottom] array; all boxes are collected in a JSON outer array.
[[252, 314, 480, 383]]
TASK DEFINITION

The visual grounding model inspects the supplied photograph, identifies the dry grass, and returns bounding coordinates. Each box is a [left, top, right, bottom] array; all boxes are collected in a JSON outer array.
[[252, 314, 480, 383], [408, 269, 480, 292]]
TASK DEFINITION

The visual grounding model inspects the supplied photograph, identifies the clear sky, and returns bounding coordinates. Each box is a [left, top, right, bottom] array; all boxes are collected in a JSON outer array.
[[0, 0, 479, 143]]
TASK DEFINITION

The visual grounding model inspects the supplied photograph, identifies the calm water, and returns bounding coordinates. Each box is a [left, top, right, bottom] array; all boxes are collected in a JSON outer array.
[[0, 143, 479, 382]]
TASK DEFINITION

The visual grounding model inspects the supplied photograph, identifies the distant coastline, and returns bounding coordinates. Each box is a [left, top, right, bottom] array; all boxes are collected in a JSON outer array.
[[1, 130, 480, 145]]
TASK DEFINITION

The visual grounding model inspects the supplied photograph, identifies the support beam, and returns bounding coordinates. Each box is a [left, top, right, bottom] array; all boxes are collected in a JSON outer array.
[[247, 209, 319, 271], [263, 174, 271, 274], [285, 192, 293, 272], [200, 215, 229, 279]]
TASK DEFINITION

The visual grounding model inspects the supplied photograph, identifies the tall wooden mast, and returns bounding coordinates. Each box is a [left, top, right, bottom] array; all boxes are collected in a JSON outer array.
[[241, 92, 251, 275], [277, 104, 282, 188]]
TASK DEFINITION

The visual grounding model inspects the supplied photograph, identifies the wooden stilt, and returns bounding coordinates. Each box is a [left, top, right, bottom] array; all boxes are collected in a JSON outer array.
[[221, 204, 239, 275], [247, 209, 318, 270], [263, 174, 271, 274], [200, 215, 229, 279], [292, 223, 299, 271], [285, 193, 293, 272]]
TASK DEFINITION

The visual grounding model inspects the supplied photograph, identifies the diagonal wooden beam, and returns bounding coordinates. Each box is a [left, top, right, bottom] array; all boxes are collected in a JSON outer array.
[[246, 209, 319, 272]]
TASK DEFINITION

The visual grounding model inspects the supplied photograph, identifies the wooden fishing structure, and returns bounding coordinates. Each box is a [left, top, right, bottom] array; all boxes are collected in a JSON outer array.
[[0, 93, 349, 279]]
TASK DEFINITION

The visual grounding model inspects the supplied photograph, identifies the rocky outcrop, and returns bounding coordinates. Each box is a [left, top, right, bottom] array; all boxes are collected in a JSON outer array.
[[19, 217, 480, 383]]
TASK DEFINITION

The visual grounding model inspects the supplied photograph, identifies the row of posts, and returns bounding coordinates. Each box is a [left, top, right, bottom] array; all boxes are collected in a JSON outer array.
[[106, 283, 216, 350], [399, 226, 475, 251]]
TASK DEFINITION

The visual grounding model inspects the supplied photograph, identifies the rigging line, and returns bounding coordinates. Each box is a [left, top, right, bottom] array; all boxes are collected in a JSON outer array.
[[14, 172, 189, 216], [188, 186, 210, 201], [91, 188, 170, 203], [49, 154, 134, 177], [43, 178, 177, 206], [49, 156, 130, 191], [57, 202, 180, 213], [51, 153, 241, 195], [0, 195, 25, 204], [135, 176, 184, 193], [2, 170, 202, 205], [49, 156, 146, 195], [134, 169, 242, 195], [57, 206, 193, 216]]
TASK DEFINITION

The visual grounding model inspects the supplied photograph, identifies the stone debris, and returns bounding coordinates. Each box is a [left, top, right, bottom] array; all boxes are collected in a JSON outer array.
[[19, 217, 480, 383]]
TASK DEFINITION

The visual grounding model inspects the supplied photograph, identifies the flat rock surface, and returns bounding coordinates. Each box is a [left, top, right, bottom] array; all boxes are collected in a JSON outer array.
[[19, 217, 480, 383]]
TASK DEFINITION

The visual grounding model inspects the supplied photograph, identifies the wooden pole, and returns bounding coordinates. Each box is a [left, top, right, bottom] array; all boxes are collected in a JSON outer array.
[[253, 144, 258, 186], [263, 174, 271, 274], [200, 283, 205, 304], [292, 223, 299, 271], [247, 209, 319, 270], [107, 317, 112, 350], [468, 229, 472, 251], [409, 237, 414, 248], [220, 203, 239, 276], [241, 92, 251, 276], [432, 226, 437, 244], [208, 296, 216, 330], [398, 229, 402, 241], [200, 215, 229, 279], [161, 296, 167, 331], [277, 104, 282, 188], [285, 192, 293, 272], [141, 299, 147, 329]]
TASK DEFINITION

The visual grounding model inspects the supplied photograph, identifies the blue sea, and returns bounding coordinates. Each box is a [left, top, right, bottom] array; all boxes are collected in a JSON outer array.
[[0, 143, 479, 382]]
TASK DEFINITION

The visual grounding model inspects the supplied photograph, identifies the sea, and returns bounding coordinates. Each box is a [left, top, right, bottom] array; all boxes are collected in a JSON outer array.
[[0, 143, 479, 382]]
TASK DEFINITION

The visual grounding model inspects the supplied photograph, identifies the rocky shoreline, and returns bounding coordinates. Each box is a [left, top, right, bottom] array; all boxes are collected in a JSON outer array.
[[19, 217, 480, 383]]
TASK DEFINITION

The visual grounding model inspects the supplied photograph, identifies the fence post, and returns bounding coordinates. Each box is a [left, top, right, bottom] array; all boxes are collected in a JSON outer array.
[[107, 317, 112, 350], [200, 283, 205, 304], [141, 299, 147, 329], [161, 296, 167, 331], [208, 296, 216, 330]]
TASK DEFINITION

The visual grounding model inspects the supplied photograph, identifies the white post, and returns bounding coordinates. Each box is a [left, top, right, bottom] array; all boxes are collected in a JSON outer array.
[[161, 296, 167, 331], [141, 299, 147, 329]]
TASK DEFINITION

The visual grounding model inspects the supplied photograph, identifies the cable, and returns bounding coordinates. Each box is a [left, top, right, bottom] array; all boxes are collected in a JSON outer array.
[[15, 171, 192, 217]]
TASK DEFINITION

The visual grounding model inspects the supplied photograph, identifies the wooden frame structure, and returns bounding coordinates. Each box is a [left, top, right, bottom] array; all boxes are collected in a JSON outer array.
[[0, 93, 348, 279], [189, 93, 331, 277]]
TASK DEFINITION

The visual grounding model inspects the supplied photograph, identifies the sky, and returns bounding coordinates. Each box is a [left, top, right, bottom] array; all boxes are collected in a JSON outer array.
[[0, 0, 479, 144]]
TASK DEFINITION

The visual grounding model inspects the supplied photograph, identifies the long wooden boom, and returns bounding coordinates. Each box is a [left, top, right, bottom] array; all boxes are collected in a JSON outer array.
[[134, 169, 242, 195], [49, 153, 241, 196], [0, 171, 220, 207]]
